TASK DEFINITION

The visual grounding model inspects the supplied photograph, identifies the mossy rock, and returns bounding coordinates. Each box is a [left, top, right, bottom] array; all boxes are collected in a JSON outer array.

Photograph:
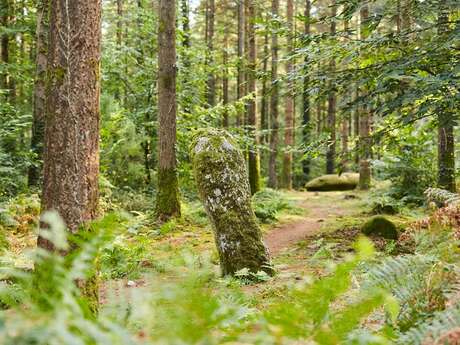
[[306, 173, 359, 192], [190, 129, 273, 276], [361, 216, 399, 240]]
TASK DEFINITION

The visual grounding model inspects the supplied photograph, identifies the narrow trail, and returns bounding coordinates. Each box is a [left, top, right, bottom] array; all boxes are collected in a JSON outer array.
[[264, 191, 359, 256]]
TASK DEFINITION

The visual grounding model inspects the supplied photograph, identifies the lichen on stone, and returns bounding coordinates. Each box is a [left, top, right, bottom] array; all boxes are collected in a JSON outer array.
[[190, 129, 273, 276]]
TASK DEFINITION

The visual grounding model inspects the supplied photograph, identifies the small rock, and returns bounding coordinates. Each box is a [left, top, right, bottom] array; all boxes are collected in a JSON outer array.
[[126, 280, 136, 287]]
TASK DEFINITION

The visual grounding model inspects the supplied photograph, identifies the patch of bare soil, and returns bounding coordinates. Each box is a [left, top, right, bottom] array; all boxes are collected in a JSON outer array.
[[264, 192, 357, 256]]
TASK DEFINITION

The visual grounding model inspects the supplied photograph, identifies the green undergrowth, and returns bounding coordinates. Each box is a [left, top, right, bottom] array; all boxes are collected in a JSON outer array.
[[1, 190, 460, 344], [252, 188, 304, 223]]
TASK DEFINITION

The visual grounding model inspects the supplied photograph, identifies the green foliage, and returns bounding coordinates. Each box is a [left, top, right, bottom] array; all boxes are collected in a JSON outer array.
[[0, 231, 8, 251], [368, 193, 403, 215], [0, 212, 132, 345], [362, 222, 460, 341], [375, 126, 437, 206], [0, 104, 32, 199], [262, 238, 395, 344], [252, 188, 292, 223], [100, 237, 147, 280]]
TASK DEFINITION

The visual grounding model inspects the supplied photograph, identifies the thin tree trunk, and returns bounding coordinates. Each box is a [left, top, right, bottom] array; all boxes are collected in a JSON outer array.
[[326, 0, 337, 175], [181, 0, 191, 50], [358, 4, 371, 190], [282, 0, 294, 189], [268, 0, 279, 189], [40, 0, 102, 313], [302, 0, 311, 182], [1, 0, 10, 99], [180, 0, 192, 115], [260, 24, 269, 147], [246, 0, 260, 195], [340, 19, 350, 173], [236, 0, 245, 127], [353, 86, 359, 164], [437, 0, 455, 192], [222, 8, 229, 128], [28, 0, 49, 187], [156, 0, 181, 220], [206, 0, 216, 107]]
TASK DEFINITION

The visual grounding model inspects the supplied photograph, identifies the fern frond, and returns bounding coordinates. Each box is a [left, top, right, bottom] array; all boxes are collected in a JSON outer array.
[[397, 303, 460, 345]]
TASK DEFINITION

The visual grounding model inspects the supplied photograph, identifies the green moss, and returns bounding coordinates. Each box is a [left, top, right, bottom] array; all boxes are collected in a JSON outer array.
[[190, 129, 273, 276], [306, 173, 359, 192], [248, 152, 261, 195], [155, 167, 181, 222], [361, 216, 399, 240]]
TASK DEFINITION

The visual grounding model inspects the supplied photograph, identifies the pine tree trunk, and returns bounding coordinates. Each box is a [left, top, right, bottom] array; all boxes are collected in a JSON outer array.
[[437, 0, 455, 192], [181, 0, 191, 50], [260, 26, 269, 148], [28, 0, 48, 187], [191, 129, 273, 276], [40, 0, 102, 313], [222, 23, 229, 127], [1, 0, 10, 99], [340, 19, 350, 173], [246, 0, 260, 195], [353, 86, 359, 165], [236, 0, 245, 127], [281, 0, 294, 189], [268, 0, 279, 189], [326, 0, 337, 175], [205, 0, 216, 107], [302, 0, 311, 182], [358, 4, 371, 190], [155, 0, 181, 220]]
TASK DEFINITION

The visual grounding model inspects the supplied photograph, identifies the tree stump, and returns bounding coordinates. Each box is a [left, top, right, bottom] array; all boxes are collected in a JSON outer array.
[[191, 129, 273, 276]]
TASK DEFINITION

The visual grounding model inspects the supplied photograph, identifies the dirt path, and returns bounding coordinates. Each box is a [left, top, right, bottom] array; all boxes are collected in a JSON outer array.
[[264, 191, 360, 256]]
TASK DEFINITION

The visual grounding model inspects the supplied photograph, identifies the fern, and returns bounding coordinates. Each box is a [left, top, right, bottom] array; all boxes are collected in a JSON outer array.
[[0, 212, 136, 345], [397, 303, 460, 345], [263, 238, 396, 344], [425, 188, 460, 207]]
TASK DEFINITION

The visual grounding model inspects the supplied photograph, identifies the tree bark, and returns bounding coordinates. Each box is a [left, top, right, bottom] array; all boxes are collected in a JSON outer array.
[[191, 129, 273, 276], [246, 0, 260, 195], [268, 0, 279, 189], [260, 24, 269, 148], [1, 0, 10, 99], [205, 0, 216, 107], [437, 0, 455, 192], [326, 0, 337, 175], [236, 0, 245, 127], [340, 19, 350, 173], [40, 0, 102, 312], [222, 18, 229, 128], [282, 0, 294, 189], [358, 4, 371, 190], [28, 0, 49, 187], [155, 0, 181, 220], [302, 0, 311, 182]]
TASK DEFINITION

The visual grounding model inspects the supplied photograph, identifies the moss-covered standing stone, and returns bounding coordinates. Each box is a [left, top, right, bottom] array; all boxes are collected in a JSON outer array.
[[191, 129, 273, 276]]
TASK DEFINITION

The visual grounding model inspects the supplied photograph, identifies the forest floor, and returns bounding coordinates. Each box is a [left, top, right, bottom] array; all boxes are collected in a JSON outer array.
[[100, 189, 424, 311]]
